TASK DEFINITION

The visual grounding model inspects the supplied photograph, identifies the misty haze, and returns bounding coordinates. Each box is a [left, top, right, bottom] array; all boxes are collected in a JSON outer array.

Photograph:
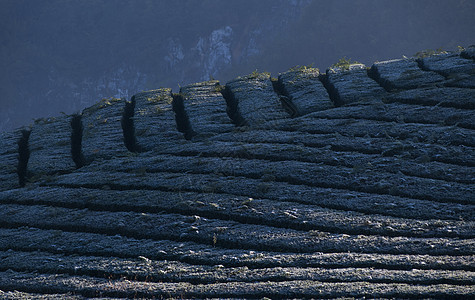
[[1, 0, 474, 132]]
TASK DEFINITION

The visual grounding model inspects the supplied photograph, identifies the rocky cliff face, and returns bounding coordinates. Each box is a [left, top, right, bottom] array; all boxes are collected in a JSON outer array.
[[0, 47, 474, 298]]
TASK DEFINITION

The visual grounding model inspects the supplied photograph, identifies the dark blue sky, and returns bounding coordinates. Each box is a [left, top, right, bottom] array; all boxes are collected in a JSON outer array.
[[1, 0, 474, 131]]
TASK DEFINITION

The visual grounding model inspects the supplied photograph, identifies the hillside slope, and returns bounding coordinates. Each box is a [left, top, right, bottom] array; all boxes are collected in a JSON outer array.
[[0, 47, 474, 298]]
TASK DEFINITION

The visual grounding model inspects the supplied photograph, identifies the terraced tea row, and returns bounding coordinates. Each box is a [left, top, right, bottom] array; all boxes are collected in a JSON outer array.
[[0, 48, 473, 298], [0, 187, 471, 238]]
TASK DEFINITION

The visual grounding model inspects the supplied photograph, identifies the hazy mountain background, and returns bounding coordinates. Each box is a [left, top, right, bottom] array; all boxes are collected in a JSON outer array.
[[1, 0, 474, 132]]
